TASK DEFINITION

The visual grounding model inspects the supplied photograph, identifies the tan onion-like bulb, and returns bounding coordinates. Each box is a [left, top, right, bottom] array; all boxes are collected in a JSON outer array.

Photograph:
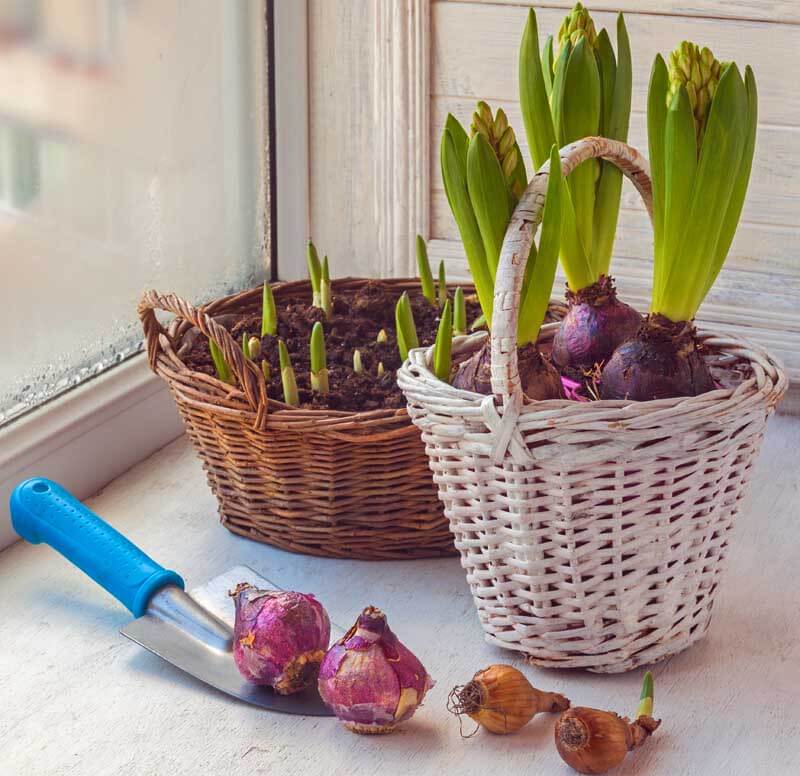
[[554, 672, 660, 774], [447, 664, 570, 735]]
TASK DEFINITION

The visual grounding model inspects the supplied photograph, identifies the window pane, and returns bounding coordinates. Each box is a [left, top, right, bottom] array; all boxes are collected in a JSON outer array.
[[0, 0, 268, 424]]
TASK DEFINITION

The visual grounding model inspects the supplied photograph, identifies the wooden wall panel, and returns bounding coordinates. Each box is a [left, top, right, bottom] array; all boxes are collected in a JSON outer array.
[[307, 0, 379, 278], [449, 0, 800, 24]]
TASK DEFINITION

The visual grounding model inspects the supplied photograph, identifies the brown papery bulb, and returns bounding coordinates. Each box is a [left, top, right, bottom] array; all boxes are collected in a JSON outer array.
[[555, 708, 660, 774], [447, 664, 570, 735]]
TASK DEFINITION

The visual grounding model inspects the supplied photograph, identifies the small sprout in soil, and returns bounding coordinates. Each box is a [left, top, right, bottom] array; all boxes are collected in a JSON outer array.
[[307, 240, 322, 308], [395, 292, 419, 361], [416, 234, 436, 306], [278, 339, 299, 406], [453, 287, 467, 335], [320, 255, 332, 318], [376, 328, 388, 344], [438, 260, 448, 309], [433, 299, 453, 382], [310, 322, 329, 395], [261, 358, 271, 383], [248, 336, 262, 359], [242, 331, 250, 358], [262, 281, 278, 336], [353, 349, 364, 374], [209, 339, 233, 385], [470, 312, 487, 331], [377, 361, 385, 377]]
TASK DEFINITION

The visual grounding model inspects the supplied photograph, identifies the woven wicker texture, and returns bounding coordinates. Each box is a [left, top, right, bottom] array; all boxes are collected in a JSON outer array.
[[398, 137, 788, 671], [139, 279, 483, 560]]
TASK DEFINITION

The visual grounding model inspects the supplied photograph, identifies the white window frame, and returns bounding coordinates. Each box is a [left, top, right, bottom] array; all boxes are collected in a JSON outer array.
[[0, 0, 309, 550]]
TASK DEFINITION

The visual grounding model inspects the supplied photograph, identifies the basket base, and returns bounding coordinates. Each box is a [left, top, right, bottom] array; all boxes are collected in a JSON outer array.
[[486, 616, 713, 673]]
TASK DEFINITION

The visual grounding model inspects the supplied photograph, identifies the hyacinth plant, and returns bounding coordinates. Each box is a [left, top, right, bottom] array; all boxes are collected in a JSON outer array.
[[520, 3, 641, 372], [440, 98, 565, 397], [601, 42, 757, 400]]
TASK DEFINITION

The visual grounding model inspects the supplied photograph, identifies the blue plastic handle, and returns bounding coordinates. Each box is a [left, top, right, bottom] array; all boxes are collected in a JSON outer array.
[[10, 478, 184, 617]]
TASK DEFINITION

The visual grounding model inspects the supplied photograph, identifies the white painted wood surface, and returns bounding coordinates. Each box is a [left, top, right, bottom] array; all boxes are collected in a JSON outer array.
[[1, 422, 799, 775]]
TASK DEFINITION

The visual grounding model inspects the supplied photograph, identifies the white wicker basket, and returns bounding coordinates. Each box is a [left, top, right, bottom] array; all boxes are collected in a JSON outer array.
[[398, 137, 787, 672]]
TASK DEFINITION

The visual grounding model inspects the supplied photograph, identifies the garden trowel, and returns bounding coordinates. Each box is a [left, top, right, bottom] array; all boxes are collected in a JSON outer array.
[[10, 477, 334, 716]]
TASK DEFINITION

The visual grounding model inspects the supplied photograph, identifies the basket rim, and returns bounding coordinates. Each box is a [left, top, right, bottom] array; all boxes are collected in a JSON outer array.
[[144, 277, 518, 432], [399, 322, 788, 422]]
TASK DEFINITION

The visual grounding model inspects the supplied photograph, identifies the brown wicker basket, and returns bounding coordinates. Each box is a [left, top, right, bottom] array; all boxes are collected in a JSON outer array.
[[139, 278, 492, 560]]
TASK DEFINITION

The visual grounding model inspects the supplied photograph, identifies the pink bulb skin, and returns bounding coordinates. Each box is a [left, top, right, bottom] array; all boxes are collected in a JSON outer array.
[[318, 607, 433, 734], [231, 585, 331, 695]]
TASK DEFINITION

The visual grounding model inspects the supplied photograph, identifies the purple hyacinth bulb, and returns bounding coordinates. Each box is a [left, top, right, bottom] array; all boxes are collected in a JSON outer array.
[[230, 583, 331, 695], [318, 606, 433, 734]]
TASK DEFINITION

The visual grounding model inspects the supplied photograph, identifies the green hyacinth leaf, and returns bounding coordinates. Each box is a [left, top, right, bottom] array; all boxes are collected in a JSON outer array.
[[607, 14, 632, 143], [559, 37, 601, 270], [550, 40, 572, 145], [654, 85, 697, 313], [596, 29, 616, 137], [510, 141, 528, 207], [593, 14, 632, 275], [467, 132, 513, 281], [444, 113, 469, 167], [542, 35, 554, 98], [657, 63, 748, 322], [518, 145, 563, 345], [647, 54, 669, 304], [519, 8, 557, 170], [441, 123, 494, 325], [520, 239, 539, 318], [706, 65, 757, 297]]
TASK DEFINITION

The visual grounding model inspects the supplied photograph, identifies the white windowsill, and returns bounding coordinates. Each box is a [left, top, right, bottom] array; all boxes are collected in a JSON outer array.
[[0, 353, 185, 549], [1, 417, 798, 773]]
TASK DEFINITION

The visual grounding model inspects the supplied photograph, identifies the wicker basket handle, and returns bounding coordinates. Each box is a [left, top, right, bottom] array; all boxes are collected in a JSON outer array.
[[138, 289, 269, 430], [490, 137, 653, 404]]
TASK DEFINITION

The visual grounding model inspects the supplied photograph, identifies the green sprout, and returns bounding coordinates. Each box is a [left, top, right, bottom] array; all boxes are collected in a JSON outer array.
[[416, 234, 436, 305], [261, 281, 278, 336], [395, 292, 419, 361], [278, 339, 299, 406], [261, 359, 271, 382], [307, 240, 322, 308], [437, 260, 448, 309], [453, 287, 467, 335], [376, 328, 388, 344], [209, 339, 233, 385], [433, 299, 453, 382], [377, 361, 385, 377], [320, 255, 332, 318], [470, 312, 487, 331], [353, 349, 364, 374], [636, 672, 654, 718], [309, 322, 329, 395], [248, 336, 262, 359]]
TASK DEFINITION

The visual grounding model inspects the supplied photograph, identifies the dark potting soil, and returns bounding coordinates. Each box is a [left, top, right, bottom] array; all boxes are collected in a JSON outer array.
[[183, 280, 484, 411]]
